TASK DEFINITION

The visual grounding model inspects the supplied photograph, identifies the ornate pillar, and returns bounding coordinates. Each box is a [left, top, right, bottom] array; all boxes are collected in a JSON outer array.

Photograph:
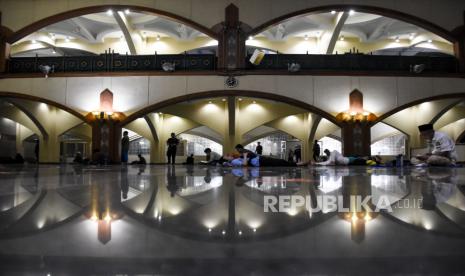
[[86, 89, 125, 164], [217, 4, 246, 70], [336, 90, 377, 157]]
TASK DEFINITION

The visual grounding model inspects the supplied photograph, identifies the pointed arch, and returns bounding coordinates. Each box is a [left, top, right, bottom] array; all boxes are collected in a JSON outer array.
[[247, 4, 457, 43], [6, 5, 218, 44]]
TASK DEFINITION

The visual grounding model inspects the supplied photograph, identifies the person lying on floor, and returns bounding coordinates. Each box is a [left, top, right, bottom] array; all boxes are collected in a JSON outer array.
[[411, 124, 458, 166], [222, 147, 297, 167], [304, 150, 382, 166]]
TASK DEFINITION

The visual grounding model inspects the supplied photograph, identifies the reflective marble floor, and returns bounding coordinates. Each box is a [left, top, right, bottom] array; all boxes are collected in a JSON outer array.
[[0, 164, 465, 275]]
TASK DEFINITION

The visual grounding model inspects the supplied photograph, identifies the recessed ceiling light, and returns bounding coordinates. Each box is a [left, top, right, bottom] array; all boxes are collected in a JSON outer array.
[[395, 37, 400, 43], [156, 35, 161, 41], [409, 34, 415, 40], [427, 39, 433, 43], [331, 10, 336, 14], [31, 39, 36, 44], [125, 9, 130, 15], [304, 34, 309, 40], [248, 36, 254, 40], [340, 36, 345, 41], [222, 98, 226, 102], [65, 36, 70, 42], [238, 98, 243, 101], [349, 10, 355, 15], [106, 9, 113, 16]]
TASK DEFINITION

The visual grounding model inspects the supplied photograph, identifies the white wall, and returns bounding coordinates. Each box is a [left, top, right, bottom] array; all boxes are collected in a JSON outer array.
[[1, 76, 464, 119]]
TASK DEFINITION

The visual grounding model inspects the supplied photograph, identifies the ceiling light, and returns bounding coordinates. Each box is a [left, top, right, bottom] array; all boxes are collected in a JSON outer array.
[[222, 230, 226, 235], [248, 36, 254, 40], [331, 10, 336, 14], [208, 101, 212, 104], [409, 34, 415, 40], [222, 98, 226, 102], [304, 34, 309, 40], [349, 10, 355, 15], [125, 9, 130, 15], [427, 39, 433, 43], [106, 9, 113, 16], [50, 33, 55, 38], [65, 36, 70, 42], [31, 39, 36, 44], [395, 37, 400, 43], [52, 48, 56, 54], [252, 101, 256, 104], [340, 36, 344, 41], [238, 98, 243, 101], [156, 35, 161, 41]]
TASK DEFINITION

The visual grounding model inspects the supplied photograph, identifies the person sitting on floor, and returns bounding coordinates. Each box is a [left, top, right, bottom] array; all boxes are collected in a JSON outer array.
[[411, 124, 458, 166], [73, 152, 83, 164], [14, 153, 25, 164], [203, 148, 224, 165], [131, 154, 147, 165], [183, 154, 194, 165]]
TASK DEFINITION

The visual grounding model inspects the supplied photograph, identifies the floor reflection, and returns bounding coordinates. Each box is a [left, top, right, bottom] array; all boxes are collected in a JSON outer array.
[[0, 164, 465, 274]]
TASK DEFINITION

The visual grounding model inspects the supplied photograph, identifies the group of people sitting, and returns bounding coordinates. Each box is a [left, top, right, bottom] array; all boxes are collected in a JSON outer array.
[[199, 123, 458, 167]]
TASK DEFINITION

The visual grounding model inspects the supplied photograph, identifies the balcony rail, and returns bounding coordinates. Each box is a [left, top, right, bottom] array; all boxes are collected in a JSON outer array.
[[7, 53, 216, 73], [246, 53, 459, 73], [5, 53, 459, 74]]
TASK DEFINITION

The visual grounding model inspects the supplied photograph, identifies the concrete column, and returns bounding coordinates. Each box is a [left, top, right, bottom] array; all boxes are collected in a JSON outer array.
[[223, 96, 240, 153], [39, 135, 60, 163]]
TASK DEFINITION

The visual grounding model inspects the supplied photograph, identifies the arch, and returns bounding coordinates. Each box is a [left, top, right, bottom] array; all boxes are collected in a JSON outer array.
[[4, 99, 48, 139], [121, 90, 341, 127], [0, 92, 88, 122], [429, 100, 464, 125], [371, 121, 410, 139], [183, 127, 223, 145], [372, 93, 465, 125], [247, 4, 457, 42], [6, 5, 219, 44], [242, 129, 300, 146]]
